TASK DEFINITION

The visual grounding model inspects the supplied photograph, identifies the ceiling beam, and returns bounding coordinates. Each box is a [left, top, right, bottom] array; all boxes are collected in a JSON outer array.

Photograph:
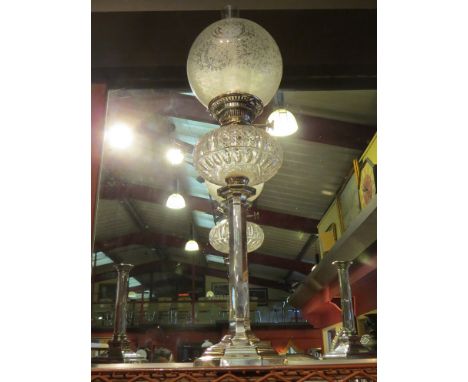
[[258, 103, 375, 150], [100, 181, 318, 233], [94, 258, 289, 291], [92, 9, 376, 90], [284, 234, 318, 282], [120, 198, 149, 231], [94, 231, 313, 275], [248, 252, 312, 275], [110, 91, 375, 150]]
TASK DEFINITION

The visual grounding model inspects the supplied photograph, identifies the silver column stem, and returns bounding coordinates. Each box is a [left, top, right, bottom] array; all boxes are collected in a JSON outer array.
[[100, 263, 147, 363], [228, 192, 250, 343], [333, 260, 356, 334], [112, 263, 133, 343]]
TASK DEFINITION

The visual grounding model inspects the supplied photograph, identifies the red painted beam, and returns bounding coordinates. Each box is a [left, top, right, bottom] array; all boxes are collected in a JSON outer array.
[[100, 181, 318, 233], [94, 231, 313, 275]]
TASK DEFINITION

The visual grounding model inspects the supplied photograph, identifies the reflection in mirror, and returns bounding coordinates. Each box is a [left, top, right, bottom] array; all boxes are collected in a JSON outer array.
[[91, 88, 376, 360]]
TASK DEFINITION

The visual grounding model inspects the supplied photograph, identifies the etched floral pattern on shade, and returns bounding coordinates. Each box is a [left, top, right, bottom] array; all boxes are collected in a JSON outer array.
[[187, 17, 283, 107]]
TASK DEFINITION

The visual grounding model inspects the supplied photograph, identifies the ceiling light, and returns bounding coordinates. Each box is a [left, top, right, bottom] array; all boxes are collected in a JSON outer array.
[[267, 109, 298, 137], [166, 193, 186, 209], [128, 291, 137, 299], [105, 122, 133, 149], [185, 239, 199, 252], [166, 147, 184, 165], [206, 290, 215, 298], [321, 190, 334, 196]]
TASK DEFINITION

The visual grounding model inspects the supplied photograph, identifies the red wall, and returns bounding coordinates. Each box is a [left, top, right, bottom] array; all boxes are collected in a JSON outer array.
[[301, 257, 377, 329]]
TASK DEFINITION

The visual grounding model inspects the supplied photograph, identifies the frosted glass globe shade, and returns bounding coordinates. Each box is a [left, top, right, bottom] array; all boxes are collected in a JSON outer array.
[[205, 180, 264, 202], [267, 109, 298, 137], [187, 17, 282, 107], [209, 219, 264, 254], [185, 239, 199, 251], [166, 193, 186, 209], [193, 124, 283, 186]]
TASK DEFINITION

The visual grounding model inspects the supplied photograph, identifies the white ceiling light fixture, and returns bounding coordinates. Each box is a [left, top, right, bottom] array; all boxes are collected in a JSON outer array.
[[185, 222, 199, 252], [267, 108, 298, 137], [166, 193, 186, 209], [105, 122, 134, 149], [185, 239, 199, 252], [166, 177, 186, 209], [166, 147, 185, 165]]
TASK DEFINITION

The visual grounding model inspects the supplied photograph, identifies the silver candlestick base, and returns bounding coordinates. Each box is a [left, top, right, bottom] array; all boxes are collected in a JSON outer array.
[[323, 328, 376, 359], [323, 261, 376, 359], [194, 335, 285, 367]]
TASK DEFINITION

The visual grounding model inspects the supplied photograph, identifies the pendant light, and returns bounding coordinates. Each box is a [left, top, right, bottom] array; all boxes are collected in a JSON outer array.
[[166, 177, 186, 209], [267, 92, 298, 137], [185, 223, 199, 252], [106, 122, 134, 149], [165, 147, 184, 165]]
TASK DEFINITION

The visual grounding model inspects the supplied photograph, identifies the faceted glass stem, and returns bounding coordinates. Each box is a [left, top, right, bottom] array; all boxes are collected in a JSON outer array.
[[333, 261, 356, 334]]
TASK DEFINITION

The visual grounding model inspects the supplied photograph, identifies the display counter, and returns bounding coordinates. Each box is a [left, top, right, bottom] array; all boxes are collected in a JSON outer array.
[[91, 357, 377, 381]]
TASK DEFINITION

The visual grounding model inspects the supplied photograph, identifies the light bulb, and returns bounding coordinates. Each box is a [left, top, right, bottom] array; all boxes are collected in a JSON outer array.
[[267, 109, 298, 137], [166, 193, 186, 209], [128, 291, 137, 299], [166, 147, 184, 165], [105, 122, 133, 149], [185, 239, 199, 251]]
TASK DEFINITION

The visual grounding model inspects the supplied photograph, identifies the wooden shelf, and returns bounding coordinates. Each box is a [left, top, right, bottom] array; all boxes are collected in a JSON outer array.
[[289, 197, 377, 308]]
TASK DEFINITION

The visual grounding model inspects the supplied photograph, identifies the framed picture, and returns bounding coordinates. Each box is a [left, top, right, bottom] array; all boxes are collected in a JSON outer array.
[[338, 175, 361, 231], [319, 223, 337, 254], [358, 159, 377, 209]]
